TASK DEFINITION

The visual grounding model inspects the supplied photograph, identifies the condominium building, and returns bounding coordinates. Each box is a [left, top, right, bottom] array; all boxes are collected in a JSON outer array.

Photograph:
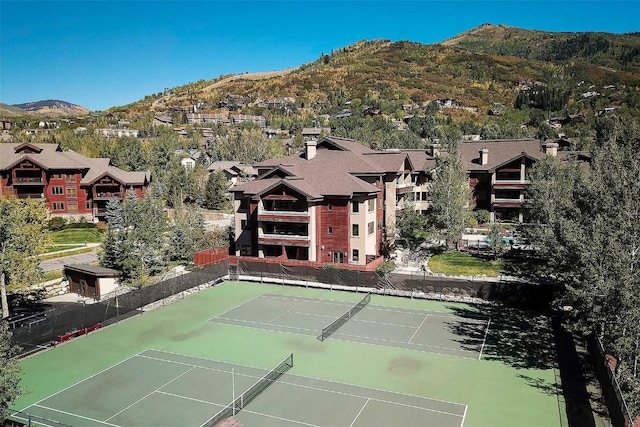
[[0, 142, 151, 221], [230, 137, 422, 265]]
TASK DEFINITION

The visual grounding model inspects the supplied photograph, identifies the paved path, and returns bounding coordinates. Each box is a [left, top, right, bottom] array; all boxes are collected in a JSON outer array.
[[40, 246, 99, 272]]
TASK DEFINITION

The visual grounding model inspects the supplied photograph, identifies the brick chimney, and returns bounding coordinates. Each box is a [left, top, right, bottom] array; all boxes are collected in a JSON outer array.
[[305, 140, 317, 160], [542, 142, 558, 157], [479, 148, 489, 166]]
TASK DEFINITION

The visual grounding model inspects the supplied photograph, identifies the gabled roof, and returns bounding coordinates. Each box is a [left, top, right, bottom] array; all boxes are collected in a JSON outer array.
[[234, 136, 414, 200], [0, 143, 151, 186], [457, 139, 544, 172]]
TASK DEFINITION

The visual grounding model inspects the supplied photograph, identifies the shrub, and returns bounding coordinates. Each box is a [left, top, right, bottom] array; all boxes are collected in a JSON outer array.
[[473, 209, 491, 224], [47, 217, 67, 231]]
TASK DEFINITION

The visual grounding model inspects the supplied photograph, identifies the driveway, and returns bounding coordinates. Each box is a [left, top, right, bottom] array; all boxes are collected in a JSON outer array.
[[40, 250, 99, 272]]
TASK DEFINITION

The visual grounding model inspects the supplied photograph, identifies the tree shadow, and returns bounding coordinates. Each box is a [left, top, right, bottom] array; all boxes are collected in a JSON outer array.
[[444, 304, 598, 427]]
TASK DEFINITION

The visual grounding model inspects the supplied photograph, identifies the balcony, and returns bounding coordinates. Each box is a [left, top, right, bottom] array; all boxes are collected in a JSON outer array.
[[492, 198, 525, 208], [16, 193, 44, 199], [493, 180, 529, 190], [395, 183, 414, 194], [94, 192, 123, 200], [258, 233, 310, 247], [13, 177, 43, 185], [257, 210, 310, 223]]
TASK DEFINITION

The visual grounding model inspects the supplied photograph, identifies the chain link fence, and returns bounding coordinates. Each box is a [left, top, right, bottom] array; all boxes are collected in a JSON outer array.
[[9, 261, 228, 358], [233, 260, 554, 307], [588, 333, 638, 427]]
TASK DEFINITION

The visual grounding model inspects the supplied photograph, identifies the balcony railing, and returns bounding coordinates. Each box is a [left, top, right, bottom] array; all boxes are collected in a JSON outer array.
[[395, 183, 414, 194], [258, 233, 310, 247], [492, 198, 526, 208], [258, 210, 310, 223], [13, 177, 44, 185], [94, 192, 122, 200], [16, 193, 44, 199], [493, 180, 529, 190]]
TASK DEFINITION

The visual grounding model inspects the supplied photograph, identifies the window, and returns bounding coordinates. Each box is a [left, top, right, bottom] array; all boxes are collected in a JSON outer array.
[[240, 219, 248, 230], [240, 245, 251, 256], [51, 186, 63, 195], [352, 249, 359, 262], [422, 191, 428, 200], [368, 199, 375, 212], [352, 202, 359, 213], [368, 221, 374, 235], [65, 174, 75, 182], [85, 201, 92, 210], [327, 226, 332, 234], [327, 203, 332, 211], [52, 202, 65, 211], [51, 173, 63, 179], [66, 187, 77, 198], [67, 201, 78, 212], [352, 224, 359, 237]]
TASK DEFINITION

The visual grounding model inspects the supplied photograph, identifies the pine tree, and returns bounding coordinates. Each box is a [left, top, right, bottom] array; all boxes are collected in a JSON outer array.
[[204, 171, 230, 210]]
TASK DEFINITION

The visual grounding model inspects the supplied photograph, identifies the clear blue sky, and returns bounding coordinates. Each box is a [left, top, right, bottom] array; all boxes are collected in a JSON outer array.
[[1, 1, 639, 111]]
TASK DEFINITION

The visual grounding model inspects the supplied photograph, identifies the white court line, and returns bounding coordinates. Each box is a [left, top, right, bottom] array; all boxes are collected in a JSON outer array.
[[408, 314, 430, 344], [206, 293, 265, 322], [142, 349, 468, 409], [138, 354, 262, 380], [461, 405, 468, 426], [33, 405, 120, 426], [262, 293, 490, 321], [214, 316, 478, 355], [156, 390, 222, 406], [8, 414, 56, 427], [349, 398, 371, 427], [478, 316, 492, 360], [267, 300, 309, 324], [19, 350, 147, 413], [105, 367, 196, 422], [289, 310, 417, 329], [275, 379, 464, 417], [243, 409, 321, 426]]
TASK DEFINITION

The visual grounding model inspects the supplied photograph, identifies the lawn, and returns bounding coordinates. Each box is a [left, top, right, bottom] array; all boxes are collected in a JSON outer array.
[[51, 228, 102, 244], [43, 244, 84, 253], [428, 250, 502, 276]]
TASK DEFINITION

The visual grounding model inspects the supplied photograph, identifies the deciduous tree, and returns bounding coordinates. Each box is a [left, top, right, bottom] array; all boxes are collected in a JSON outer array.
[[429, 153, 470, 249], [0, 198, 50, 318], [0, 322, 23, 420]]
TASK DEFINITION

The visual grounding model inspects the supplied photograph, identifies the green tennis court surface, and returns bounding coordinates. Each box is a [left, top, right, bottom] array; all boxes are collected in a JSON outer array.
[[14, 281, 565, 427], [209, 294, 490, 359], [13, 350, 465, 427]]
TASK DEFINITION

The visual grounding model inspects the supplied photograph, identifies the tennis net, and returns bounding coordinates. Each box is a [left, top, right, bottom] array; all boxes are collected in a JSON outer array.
[[318, 293, 371, 341], [202, 353, 294, 427]]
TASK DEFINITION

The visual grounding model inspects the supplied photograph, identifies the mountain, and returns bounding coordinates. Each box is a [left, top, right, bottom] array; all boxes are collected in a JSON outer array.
[[0, 103, 29, 117], [113, 25, 640, 122], [442, 23, 640, 73], [12, 100, 90, 116]]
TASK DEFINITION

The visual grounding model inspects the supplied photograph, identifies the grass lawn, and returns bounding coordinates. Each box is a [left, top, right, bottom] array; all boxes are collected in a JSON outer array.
[[43, 244, 84, 253], [51, 228, 102, 244], [429, 250, 502, 276]]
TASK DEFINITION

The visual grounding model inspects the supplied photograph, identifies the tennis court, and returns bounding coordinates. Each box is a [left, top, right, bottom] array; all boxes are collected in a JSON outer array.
[[208, 293, 491, 359], [14, 281, 565, 427], [12, 349, 466, 427]]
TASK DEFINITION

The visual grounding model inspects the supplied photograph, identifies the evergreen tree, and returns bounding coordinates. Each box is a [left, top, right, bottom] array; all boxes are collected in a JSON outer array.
[[204, 171, 230, 210]]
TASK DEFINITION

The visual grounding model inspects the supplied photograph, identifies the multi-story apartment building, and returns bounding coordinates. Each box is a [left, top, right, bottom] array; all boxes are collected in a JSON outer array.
[[457, 138, 558, 223], [230, 137, 419, 265], [0, 142, 150, 221], [230, 136, 577, 265]]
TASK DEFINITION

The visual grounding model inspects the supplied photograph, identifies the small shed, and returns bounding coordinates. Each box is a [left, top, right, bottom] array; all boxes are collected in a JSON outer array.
[[64, 264, 121, 300]]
